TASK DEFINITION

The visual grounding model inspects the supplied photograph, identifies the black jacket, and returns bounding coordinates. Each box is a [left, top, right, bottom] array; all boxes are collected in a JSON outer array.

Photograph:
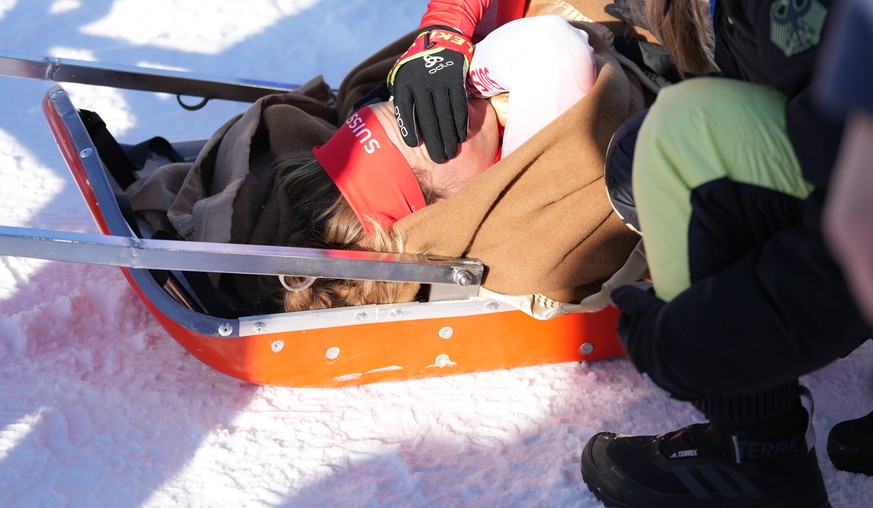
[[634, 0, 871, 397], [714, 0, 843, 188]]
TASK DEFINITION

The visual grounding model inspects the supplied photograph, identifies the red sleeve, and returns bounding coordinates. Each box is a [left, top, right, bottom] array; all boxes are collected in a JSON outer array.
[[418, 0, 493, 37]]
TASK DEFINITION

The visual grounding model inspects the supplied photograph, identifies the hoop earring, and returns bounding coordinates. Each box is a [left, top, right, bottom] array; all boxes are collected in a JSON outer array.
[[279, 275, 317, 292]]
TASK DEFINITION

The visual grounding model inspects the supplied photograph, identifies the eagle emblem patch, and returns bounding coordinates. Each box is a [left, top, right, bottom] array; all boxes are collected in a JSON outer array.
[[770, 0, 828, 57]]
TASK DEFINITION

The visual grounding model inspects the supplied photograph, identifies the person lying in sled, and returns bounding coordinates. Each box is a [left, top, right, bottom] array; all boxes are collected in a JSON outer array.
[[130, 13, 646, 315], [272, 14, 643, 312]]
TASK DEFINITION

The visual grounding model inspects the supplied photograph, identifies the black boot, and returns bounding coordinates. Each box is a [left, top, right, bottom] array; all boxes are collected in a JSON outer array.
[[827, 410, 873, 476], [580, 411, 830, 507]]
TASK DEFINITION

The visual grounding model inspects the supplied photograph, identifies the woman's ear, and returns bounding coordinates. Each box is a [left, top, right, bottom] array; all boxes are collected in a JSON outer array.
[[279, 275, 316, 292], [282, 278, 333, 312]]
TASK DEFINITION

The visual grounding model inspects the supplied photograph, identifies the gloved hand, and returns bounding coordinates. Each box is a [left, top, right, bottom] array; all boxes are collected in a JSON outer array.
[[611, 283, 699, 401], [388, 26, 474, 163], [611, 283, 663, 374]]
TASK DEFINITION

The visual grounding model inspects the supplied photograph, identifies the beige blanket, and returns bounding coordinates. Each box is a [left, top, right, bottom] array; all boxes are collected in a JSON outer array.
[[127, 19, 646, 312], [395, 21, 645, 304]]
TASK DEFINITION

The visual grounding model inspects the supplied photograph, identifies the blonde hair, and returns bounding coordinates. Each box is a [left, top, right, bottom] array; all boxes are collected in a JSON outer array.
[[274, 152, 436, 312], [644, 0, 717, 75]]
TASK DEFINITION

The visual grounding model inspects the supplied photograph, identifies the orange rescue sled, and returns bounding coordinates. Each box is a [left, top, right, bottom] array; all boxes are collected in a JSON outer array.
[[0, 0, 625, 386]]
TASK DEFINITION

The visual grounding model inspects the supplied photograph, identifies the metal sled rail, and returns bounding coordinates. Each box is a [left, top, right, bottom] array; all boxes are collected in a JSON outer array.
[[0, 50, 298, 102], [0, 225, 482, 287], [28, 85, 491, 339]]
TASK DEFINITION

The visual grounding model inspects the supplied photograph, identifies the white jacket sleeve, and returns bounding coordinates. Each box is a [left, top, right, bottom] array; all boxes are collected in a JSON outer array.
[[466, 16, 597, 157]]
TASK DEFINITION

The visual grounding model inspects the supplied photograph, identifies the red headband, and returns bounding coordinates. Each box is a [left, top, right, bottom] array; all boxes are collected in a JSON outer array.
[[313, 106, 426, 235]]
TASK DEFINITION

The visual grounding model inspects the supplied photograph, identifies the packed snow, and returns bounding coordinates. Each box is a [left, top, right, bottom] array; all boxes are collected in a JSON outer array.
[[0, 1, 871, 506]]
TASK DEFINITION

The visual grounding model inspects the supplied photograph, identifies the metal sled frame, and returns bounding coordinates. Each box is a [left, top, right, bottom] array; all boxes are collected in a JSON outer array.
[[1, 1, 625, 387]]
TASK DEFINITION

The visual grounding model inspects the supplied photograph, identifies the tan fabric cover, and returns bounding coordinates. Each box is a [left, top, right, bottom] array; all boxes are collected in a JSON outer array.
[[393, 21, 644, 303]]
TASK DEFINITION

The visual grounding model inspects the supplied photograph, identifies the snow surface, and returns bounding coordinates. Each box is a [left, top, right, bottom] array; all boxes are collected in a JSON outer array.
[[0, 1, 871, 506]]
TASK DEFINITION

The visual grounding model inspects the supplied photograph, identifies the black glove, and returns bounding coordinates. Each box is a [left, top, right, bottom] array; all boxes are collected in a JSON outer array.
[[388, 26, 473, 163], [611, 283, 699, 401], [612, 283, 662, 373]]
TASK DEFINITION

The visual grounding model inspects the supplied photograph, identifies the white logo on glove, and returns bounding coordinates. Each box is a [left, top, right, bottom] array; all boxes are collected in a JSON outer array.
[[394, 105, 409, 138], [423, 54, 443, 68], [427, 60, 454, 75]]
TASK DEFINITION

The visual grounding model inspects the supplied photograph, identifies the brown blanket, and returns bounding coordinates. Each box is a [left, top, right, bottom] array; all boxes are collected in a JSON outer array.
[[394, 21, 645, 303], [127, 19, 646, 311]]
